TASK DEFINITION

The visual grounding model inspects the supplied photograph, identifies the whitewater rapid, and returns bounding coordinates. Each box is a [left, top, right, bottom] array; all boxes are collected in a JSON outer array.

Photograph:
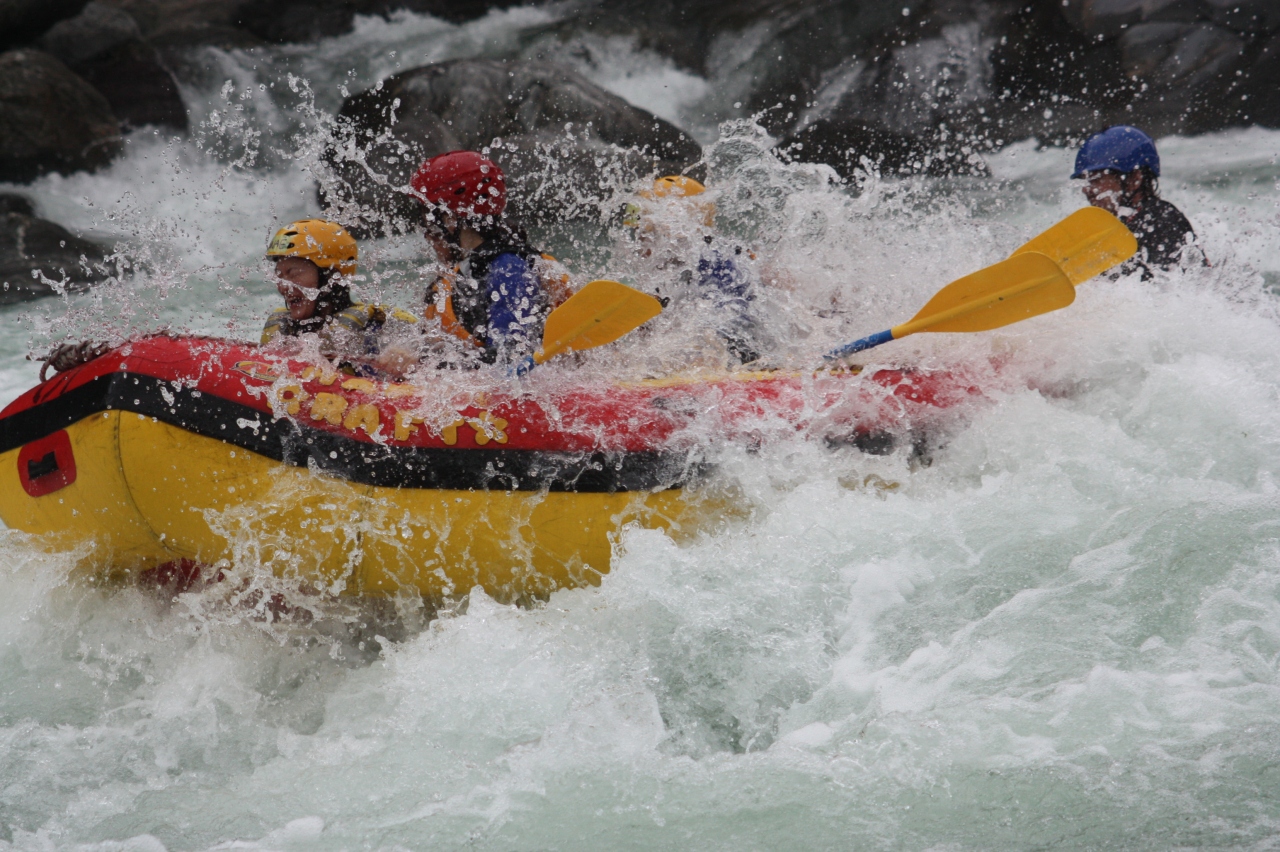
[[2, 8, 1280, 850]]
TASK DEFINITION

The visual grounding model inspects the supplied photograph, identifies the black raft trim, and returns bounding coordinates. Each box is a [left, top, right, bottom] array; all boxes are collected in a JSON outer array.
[[0, 372, 700, 493]]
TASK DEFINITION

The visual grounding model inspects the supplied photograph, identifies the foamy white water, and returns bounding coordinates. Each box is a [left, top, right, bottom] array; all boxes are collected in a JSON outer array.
[[1, 11, 1279, 850]]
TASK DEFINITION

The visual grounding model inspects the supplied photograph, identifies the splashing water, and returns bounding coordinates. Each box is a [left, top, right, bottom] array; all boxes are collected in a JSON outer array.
[[1, 9, 1280, 850]]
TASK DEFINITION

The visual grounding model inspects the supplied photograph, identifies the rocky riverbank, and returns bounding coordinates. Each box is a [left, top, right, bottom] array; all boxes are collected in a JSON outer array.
[[1, 0, 1278, 298]]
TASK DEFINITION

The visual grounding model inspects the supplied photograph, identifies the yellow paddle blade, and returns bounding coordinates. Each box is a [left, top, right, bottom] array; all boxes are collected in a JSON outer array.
[[895, 251, 1074, 337], [537, 279, 663, 363], [1011, 207, 1137, 285]]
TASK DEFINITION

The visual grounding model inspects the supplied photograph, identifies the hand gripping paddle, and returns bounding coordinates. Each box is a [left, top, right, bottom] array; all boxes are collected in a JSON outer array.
[[826, 251, 1074, 360], [513, 279, 663, 375]]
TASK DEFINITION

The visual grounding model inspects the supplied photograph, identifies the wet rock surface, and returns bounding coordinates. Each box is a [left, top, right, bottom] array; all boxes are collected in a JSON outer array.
[[762, 0, 1280, 175], [0, 193, 110, 304], [233, 0, 523, 43], [0, 0, 1276, 204], [323, 58, 703, 235], [0, 0, 90, 51], [40, 3, 186, 130], [0, 48, 120, 182]]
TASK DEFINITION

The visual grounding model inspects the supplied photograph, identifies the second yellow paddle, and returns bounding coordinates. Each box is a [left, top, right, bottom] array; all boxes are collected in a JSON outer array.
[[513, 279, 663, 375], [1011, 207, 1137, 285], [825, 251, 1074, 360]]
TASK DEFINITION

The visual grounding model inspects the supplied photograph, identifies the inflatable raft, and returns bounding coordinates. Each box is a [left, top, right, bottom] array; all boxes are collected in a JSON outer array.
[[0, 336, 979, 600]]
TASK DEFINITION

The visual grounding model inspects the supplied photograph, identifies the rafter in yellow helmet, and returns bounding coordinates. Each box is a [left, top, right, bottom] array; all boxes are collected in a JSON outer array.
[[624, 176, 715, 229], [641, 175, 706, 199]]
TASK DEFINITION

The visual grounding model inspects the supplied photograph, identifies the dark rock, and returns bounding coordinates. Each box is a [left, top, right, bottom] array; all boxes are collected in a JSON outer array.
[[777, 117, 987, 179], [232, 0, 366, 42], [232, 0, 520, 44], [1117, 22, 1247, 131], [74, 40, 187, 129], [0, 49, 120, 182], [323, 58, 703, 235], [0, 193, 34, 215], [0, 0, 90, 51], [39, 3, 186, 130], [992, 3, 1125, 104], [0, 207, 110, 304], [101, 0, 262, 48], [1202, 0, 1280, 34], [1060, 0, 1203, 39], [39, 1, 139, 65], [1235, 31, 1280, 125], [1121, 21, 1246, 87], [773, 4, 1012, 176]]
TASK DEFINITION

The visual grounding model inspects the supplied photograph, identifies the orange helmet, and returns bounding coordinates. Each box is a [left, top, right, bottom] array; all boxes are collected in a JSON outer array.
[[266, 219, 358, 277], [641, 175, 706, 199]]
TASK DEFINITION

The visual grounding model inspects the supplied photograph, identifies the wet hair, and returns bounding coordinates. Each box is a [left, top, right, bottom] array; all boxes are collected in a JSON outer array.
[[314, 267, 353, 316], [1136, 166, 1160, 199]]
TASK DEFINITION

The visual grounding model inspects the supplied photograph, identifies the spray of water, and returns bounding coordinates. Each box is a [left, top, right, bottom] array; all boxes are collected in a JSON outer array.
[[0, 9, 1279, 849]]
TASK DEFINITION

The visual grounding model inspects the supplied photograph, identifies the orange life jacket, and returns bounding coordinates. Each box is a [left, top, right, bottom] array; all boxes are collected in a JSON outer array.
[[422, 267, 484, 349], [423, 254, 572, 347]]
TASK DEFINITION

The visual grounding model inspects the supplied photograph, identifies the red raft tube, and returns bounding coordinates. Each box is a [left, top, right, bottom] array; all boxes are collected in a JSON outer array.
[[0, 336, 980, 601]]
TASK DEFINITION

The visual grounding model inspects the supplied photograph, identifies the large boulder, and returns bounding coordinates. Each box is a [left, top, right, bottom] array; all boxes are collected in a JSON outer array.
[[777, 116, 988, 179], [38, 0, 139, 64], [1201, 0, 1280, 34], [775, 0, 1274, 174], [559, 0, 925, 112], [98, 0, 262, 48], [1120, 21, 1246, 88], [1118, 22, 1248, 132], [233, 0, 522, 43], [1060, 0, 1202, 38], [40, 3, 186, 130], [774, 5, 1014, 177], [0, 49, 120, 182], [0, 0, 90, 50], [0, 193, 110, 304], [1231, 30, 1280, 126], [322, 58, 703, 236], [93, 0, 520, 46], [1062, 0, 1280, 37]]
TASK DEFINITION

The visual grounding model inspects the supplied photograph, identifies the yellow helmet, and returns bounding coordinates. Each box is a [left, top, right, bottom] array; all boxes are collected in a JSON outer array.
[[623, 176, 714, 229], [266, 219, 358, 277]]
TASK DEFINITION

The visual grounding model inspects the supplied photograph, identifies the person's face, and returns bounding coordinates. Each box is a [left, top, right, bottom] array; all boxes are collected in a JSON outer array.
[[424, 210, 461, 263], [273, 257, 321, 320], [1082, 169, 1143, 215]]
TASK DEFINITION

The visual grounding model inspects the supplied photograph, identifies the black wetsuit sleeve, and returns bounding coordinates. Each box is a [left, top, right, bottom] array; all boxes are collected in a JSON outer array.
[[1123, 198, 1201, 271]]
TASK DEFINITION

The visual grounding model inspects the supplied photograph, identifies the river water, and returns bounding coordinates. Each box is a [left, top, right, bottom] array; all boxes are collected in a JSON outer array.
[[2, 8, 1280, 850]]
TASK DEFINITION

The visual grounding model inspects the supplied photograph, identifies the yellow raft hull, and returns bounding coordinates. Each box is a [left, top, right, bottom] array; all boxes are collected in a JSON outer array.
[[0, 410, 686, 601]]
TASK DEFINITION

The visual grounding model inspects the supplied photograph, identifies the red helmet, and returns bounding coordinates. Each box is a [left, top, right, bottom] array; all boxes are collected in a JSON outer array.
[[410, 151, 507, 218]]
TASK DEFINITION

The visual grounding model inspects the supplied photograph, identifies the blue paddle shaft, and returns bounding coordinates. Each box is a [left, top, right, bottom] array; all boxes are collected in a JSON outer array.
[[511, 355, 537, 377], [825, 329, 895, 360]]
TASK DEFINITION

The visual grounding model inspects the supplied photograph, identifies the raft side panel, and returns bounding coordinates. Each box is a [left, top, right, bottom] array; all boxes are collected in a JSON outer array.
[[353, 487, 690, 600], [0, 411, 174, 573], [116, 414, 364, 590], [0, 371, 699, 492]]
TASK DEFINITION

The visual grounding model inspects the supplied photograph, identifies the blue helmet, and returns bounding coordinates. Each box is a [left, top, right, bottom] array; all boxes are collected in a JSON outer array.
[[1072, 126, 1160, 179]]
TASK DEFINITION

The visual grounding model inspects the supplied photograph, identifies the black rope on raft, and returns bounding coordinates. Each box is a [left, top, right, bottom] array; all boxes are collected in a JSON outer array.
[[38, 341, 115, 383], [35, 333, 261, 383]]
